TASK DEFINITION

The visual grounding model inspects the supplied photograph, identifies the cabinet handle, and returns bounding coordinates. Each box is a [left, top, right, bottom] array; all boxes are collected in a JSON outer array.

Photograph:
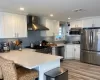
[[15, 33, 16, 38]]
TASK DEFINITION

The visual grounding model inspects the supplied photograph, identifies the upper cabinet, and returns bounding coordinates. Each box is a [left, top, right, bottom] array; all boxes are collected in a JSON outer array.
[[82, 18, 94, 28], [93, 17, 100, 27], [2, 13, 15, 38], [70, 17, 100, 29], [0, 12, 27, 38], [70, 20, 83, 28], [52, 20, 59, 35], [15, 14, 27, 38], [0, 12, 4, 38], [41, 18, 59, 36]]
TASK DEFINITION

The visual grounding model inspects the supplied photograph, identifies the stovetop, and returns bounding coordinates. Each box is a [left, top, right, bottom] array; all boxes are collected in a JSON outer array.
[[35, 48, 52, 54]]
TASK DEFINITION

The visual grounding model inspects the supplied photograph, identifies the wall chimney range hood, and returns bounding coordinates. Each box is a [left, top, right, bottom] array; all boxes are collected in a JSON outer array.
[[27, 15, 49, 31]]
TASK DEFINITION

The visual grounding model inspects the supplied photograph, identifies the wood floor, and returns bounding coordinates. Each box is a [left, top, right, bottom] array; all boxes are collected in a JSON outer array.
[[61, 60, 100, 80]]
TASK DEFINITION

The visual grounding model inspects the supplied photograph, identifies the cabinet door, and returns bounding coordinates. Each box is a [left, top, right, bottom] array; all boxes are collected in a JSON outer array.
[[15, 15, 27, 38], [3, 13, 15, 38], [70, 21, 76, 28], [41, 19, 60, 36], [52, 20, 59, 35], [70, 20, 83, 28], [45, 19, 53, 36], [74, 45, 80, 60], [76, 20, 83, 28], [52, 47, 56, 55], [65, 45, 74, 59], [0, 12, 4, 38], [82, 18, 94, 28], [41, 19, 54, 36], [94, 17, 100, 27]]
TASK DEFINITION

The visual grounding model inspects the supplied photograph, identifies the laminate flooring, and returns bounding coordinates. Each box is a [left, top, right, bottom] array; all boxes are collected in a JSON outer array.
[[61, 60, 100, 80]]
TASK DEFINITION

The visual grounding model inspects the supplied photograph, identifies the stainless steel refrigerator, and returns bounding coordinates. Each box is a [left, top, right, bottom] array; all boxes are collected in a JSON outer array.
[[81, 27, 100, 65]]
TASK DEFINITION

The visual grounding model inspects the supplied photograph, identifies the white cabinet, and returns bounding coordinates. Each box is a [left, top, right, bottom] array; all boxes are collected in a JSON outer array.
[[52, 20, 59, 35], [15, 14, 27, 38], [0, 12, 27, 38], [2, 13, 15, 38], [0, 12, 4, 38], [82, 18, 94, 28], [70, 20, 83, 28], [70, 18, 94, 28], [74, 45, 80, 60], [70, 17, 100, 29], [52, 47, 56, 55], [41, 18, 59, 36], [65, 44, 80, 60], [65, 44, 74, 59], [82, 17, 100, 27], [70, 21, 76, 28], [93, 17, 100, 27]]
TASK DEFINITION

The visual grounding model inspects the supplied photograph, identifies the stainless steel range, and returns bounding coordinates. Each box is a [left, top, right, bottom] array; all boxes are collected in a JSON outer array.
[[80, 27, 100, 65]]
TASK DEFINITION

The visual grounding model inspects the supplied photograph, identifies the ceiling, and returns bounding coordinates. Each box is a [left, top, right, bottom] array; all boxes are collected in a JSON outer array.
[[0, 0, 100, 21]]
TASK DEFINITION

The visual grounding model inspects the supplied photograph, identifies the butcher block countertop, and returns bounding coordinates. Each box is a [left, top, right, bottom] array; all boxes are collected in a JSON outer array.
[[0, 49, 62, 69]]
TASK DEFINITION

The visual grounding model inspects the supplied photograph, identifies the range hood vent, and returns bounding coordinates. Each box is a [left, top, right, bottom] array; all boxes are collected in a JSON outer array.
[[27, 15, 49, 31]]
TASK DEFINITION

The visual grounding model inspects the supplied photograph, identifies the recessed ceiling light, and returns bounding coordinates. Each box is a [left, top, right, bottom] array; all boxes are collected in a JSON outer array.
[[50, 14, 54, 17], [20, 7, 24, 11], [68, 18, 71, 20]]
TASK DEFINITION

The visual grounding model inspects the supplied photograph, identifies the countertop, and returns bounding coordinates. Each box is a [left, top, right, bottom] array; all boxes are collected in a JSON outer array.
[[0, 49, 62, 69], [52, 43, 80, 47]]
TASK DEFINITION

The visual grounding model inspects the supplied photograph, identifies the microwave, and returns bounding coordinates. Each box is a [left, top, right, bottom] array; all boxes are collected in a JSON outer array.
[[69, 28, 82, 35]]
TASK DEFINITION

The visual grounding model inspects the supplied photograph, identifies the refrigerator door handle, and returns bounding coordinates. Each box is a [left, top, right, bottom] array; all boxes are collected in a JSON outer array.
[[89, 31, 92, 47], [91, 31, 93, 47]]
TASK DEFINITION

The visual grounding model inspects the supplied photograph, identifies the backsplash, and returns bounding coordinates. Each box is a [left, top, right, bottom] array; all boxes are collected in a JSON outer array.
[[0, 31, 80, 48], [0, 31, 43, 47], [42, 36, 54, 42], [66, 35, 81, 43], [0, 31, 57, 48]]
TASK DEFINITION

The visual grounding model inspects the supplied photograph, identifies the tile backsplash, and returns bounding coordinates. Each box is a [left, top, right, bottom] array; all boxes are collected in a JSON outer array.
[[66, 35, 81, 43], [0, 30, 80, 48], [0, 31, 57, 48], [0, 31, 43, 47]]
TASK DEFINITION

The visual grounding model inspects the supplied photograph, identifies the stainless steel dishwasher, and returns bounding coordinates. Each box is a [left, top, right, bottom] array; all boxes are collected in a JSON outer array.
[[52, 46, 65, 59]]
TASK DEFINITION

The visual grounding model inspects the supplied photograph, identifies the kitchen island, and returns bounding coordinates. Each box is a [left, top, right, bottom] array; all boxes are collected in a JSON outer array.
[[0, 49, 62, 80]]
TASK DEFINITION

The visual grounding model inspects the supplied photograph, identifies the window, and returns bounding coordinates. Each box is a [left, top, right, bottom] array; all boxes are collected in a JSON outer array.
[[59, 27, 63, 35], [55, 26, 65, 41]]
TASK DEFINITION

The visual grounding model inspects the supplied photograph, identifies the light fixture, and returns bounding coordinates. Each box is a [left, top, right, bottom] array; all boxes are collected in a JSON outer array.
[[20, 7, 24, 11], [50, 14, 53, 17], [68, 17, 71, 20], [72, 9, 85, 12]]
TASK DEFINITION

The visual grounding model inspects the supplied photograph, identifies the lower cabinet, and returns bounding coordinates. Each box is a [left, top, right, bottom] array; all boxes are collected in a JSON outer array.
[[64, 44, 80, 60], [74, 45, 80, 60], [64, 45, 74, 59]]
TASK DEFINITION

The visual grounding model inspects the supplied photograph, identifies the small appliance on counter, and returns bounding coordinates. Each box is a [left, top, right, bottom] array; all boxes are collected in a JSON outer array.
[[10, 39, 23, 51], [0, 42, 10, 52], [15, 39, 23, 51]]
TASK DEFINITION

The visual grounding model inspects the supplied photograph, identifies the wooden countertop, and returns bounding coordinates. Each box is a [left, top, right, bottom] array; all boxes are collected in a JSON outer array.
[[0, 49, 62, 69]]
